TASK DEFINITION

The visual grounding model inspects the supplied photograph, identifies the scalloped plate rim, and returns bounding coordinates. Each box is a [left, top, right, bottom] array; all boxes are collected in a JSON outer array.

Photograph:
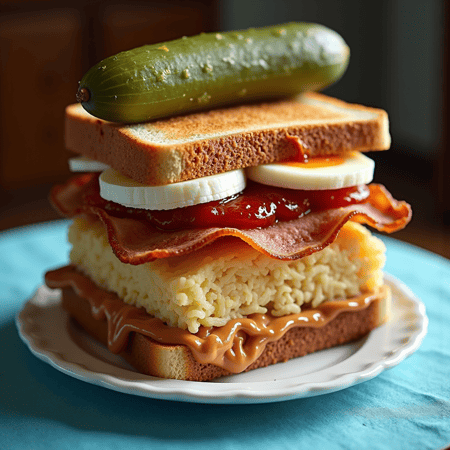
[[16, 273, 428, 404]]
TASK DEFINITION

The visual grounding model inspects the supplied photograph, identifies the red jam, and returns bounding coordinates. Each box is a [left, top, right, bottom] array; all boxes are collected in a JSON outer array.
[[98, 181, 370, 231]]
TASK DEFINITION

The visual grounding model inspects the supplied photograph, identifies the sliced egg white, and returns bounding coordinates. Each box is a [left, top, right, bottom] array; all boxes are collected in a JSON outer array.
[[69, 156, 110, 172], [99, 168, 246, 211], [246, 152, 374, 190]]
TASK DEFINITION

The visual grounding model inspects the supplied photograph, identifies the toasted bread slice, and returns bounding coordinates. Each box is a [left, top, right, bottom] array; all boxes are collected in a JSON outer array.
[[65, 92, 390, 186]]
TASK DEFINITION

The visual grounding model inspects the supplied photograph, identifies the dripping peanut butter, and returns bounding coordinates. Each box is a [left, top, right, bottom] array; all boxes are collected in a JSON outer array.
[[46, 266, 387, 374]]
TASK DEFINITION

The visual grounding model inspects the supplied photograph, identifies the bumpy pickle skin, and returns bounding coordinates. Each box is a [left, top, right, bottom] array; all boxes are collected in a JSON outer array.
[[77, 22, 350, 123]]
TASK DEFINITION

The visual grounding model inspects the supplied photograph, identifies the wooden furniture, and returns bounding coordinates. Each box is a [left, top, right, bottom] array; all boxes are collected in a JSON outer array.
[[0, 1, 218, 191]]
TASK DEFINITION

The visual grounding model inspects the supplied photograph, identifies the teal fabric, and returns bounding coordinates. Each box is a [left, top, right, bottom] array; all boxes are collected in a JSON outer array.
[[1, 220, 449, 450]]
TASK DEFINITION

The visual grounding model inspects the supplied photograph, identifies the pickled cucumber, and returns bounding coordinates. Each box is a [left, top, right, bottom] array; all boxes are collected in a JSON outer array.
[[77, 22, 350, 123]]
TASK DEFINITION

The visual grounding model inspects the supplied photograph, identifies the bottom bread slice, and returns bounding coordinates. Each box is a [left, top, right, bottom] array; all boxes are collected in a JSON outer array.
[[61, 283, 390, 382]]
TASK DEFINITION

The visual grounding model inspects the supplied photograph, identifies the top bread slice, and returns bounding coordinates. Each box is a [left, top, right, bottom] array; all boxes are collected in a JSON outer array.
[[65, 92, 390, 186]]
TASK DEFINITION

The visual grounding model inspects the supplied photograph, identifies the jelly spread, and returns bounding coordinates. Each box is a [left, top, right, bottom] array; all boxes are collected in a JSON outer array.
[[121, 182, 370, 231], [46, 265, 385, 373], [50, 176, 412, 265], [67, 175, 370, 231], [284, 135, 344, 166]]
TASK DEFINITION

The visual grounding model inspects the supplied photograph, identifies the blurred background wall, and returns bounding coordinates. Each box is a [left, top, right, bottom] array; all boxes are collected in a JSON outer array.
[[0, 0, 448, 256], [222, 0, 444, 159]]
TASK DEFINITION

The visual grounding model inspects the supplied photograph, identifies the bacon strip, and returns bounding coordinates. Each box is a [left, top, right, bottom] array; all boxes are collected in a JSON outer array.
[[51, 174, 411, 264]]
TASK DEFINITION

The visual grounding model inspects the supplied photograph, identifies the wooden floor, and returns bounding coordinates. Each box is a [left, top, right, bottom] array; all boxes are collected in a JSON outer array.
[[1, 151, 449, 260]]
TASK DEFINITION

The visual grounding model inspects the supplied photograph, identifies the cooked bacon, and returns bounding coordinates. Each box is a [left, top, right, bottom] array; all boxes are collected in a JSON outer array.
[[51, 174, 411, 264]]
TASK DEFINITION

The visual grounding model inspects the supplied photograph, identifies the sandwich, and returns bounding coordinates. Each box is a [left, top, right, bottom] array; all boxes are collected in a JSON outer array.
[[44, 24, 411, 381], [45, 93, 411, 381]]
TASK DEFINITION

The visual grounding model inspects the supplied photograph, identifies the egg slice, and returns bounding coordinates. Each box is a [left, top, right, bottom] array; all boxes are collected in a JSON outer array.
[[246, 152, 374, 190], [99, 168, 246, 211], [69, 156, 110, 172]]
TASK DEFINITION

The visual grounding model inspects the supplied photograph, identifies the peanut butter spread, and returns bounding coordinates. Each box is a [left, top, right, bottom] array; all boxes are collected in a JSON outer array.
[[46, 265, 385, 373]]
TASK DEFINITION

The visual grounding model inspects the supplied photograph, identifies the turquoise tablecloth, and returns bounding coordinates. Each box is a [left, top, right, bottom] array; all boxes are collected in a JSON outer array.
[[1, 220, 449, 450]]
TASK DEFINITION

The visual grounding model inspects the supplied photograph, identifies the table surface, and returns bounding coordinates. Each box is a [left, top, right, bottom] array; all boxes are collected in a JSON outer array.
[[1, 220, 449, 450]]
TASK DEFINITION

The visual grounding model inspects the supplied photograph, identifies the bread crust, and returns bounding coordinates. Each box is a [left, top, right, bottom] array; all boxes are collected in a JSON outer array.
[[66, 92, 390, 186], [62, 284, 389, 381]]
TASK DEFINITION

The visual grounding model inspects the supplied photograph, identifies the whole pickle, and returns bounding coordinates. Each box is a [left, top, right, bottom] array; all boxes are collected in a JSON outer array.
[[77, 22, 350, 123]]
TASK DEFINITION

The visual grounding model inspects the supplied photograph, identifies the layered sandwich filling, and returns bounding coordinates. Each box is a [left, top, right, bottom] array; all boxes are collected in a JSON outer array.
[[51, 173, 410, 264], [51, 158, 409, 335], [69, 217, 384, 333], [47, 131, 411, 375]]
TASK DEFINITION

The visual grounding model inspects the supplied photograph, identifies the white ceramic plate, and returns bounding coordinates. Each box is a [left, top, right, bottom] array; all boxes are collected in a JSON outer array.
[[16, 274, 427, 404]]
